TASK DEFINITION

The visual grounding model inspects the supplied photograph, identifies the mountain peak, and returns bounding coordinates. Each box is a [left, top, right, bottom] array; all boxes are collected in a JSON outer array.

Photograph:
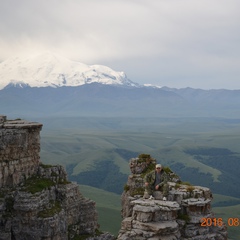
[[0, 52, 140, 90]]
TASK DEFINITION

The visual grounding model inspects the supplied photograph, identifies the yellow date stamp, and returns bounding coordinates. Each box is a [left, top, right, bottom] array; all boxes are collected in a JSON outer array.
[[201, 217, 240, 227]]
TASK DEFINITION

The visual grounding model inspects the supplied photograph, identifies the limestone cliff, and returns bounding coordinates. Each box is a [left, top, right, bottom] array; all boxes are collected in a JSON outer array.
[[0, 115, 115, 240], [117, 154, 228, 240]]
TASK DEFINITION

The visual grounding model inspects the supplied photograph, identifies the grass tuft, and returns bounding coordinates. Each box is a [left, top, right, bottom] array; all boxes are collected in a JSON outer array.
[[23, 176, 55, 194]]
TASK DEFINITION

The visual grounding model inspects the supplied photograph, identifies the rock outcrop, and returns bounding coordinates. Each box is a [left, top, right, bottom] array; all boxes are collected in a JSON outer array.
[[0, 116, 42, 188], [117, 155, 228, 240], [0, 115, 115, 240]]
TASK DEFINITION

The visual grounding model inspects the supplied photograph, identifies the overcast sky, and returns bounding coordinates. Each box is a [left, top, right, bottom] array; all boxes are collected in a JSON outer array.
[[1, 0, 240, 89]]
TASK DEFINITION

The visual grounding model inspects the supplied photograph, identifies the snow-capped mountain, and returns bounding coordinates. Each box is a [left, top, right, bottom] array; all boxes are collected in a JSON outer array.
[[0, 52, 140, 90]]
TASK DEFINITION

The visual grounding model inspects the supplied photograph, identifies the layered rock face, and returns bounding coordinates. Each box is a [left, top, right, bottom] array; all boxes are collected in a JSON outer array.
[[0, 115, 114, 240], [0, 116, 42, 188], [117, 156, 228, 240]]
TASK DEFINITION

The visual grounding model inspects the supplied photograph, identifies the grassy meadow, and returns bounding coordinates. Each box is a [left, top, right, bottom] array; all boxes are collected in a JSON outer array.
[[213, 194, 240, 240], [79, 185, 121, 236], [39, 116, 240, 238]]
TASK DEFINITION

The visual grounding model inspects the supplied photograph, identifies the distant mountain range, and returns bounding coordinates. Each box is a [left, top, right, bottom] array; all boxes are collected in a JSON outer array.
[[0, 53, 240, 119]]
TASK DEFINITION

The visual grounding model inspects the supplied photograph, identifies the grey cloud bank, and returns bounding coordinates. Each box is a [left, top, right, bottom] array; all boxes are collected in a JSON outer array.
[[0, 0, 240, 89]]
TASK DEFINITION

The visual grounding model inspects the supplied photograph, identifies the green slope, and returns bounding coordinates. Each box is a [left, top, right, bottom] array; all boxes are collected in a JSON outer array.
[[213, 204, 240, 240], [79, 185, 122, 236]]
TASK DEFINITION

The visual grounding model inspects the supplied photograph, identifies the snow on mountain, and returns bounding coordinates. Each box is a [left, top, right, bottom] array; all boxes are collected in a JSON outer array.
[[143, 83, 162, 88], [0, 52, 140, 90]]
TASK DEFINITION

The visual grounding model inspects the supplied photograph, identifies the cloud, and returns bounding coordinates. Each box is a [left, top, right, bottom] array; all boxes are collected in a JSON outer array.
[[0, 0, 240, 89]]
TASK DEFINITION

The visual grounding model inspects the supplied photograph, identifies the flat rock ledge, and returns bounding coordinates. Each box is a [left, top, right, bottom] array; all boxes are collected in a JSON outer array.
[[118, 197, 227, 240]]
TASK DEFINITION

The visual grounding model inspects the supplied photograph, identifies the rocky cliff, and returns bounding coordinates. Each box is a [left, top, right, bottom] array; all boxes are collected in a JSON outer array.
[[117, 154, 228, 240], [0, 115, 115, 240]]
